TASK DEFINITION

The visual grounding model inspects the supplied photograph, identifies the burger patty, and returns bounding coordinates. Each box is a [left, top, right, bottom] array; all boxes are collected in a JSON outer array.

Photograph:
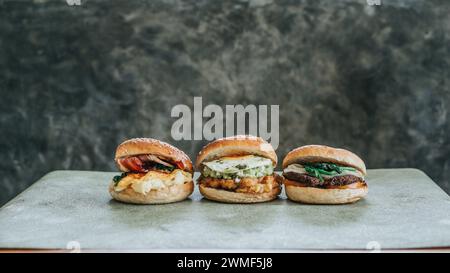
[[283, 172, 364, 188], [199, 175, 281, 194]]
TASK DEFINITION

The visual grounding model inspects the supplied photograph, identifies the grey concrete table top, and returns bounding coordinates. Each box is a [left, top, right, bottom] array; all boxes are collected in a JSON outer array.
[[0, 169, 449, 251]]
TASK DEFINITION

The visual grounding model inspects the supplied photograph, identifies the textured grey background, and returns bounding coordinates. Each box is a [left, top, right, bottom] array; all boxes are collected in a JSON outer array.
[[0, 0, 449, 206]]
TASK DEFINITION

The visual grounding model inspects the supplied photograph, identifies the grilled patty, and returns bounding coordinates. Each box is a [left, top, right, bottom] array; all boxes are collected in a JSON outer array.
[[283, 172, 364, 188]]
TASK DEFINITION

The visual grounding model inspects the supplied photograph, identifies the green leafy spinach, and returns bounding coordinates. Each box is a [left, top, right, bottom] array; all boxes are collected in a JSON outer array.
[[113, 172, 128, 185], [303, 163, 356, 182]]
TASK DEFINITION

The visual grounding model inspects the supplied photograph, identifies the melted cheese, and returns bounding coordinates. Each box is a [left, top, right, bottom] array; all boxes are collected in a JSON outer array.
[[203, 155, 272, 173], [283, 164, 364, 179], [114, 170, 192, 195]]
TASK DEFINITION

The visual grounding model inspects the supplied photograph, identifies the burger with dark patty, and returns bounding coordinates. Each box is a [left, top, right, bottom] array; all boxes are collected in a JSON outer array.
[[196, 135, 282, 203], [282, 145, 368, 204], [109, 138, 194, 204]]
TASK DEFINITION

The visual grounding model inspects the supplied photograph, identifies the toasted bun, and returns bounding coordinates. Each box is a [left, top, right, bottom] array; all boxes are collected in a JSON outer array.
[[282, 145, 366, 175], [195, 135, 277, 170], [115, 138, 193, 173], [109, 181, 194, 204], [284, 179, 368, 204], [199, 184, 281, 203]]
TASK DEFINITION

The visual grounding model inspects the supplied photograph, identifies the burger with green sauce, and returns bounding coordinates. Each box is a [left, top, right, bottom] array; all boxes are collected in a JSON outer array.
[[282, 145, 368, 204], [196, 135, 282, 203]]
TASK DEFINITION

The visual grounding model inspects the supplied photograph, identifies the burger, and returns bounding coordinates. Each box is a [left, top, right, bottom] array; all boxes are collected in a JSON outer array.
[[196, 135, 282, 203], [282, 145, 368, 204], [109, 138, 194, 204]]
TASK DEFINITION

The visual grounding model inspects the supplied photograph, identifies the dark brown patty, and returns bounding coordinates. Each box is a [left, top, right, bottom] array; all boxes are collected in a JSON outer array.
[[283, 172, 363, 188]]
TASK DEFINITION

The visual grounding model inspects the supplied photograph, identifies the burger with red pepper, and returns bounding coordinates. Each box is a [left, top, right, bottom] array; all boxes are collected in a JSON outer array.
[[109, 138, 194, 204]]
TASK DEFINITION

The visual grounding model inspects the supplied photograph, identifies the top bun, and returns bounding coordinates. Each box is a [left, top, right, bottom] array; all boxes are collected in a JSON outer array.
[[195, 135, 277, 170], [282, 145, 366, 175], [115, 138, 193, 173]]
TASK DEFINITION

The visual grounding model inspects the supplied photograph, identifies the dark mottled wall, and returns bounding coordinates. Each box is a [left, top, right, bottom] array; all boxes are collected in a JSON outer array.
[[0, 0, 449, 206]]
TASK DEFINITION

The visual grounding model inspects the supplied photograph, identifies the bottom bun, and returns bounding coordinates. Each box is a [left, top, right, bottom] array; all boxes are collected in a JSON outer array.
[[285, 180, 368, 204], [199, 184, 281, 204], [109, 181, 194, 204]]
